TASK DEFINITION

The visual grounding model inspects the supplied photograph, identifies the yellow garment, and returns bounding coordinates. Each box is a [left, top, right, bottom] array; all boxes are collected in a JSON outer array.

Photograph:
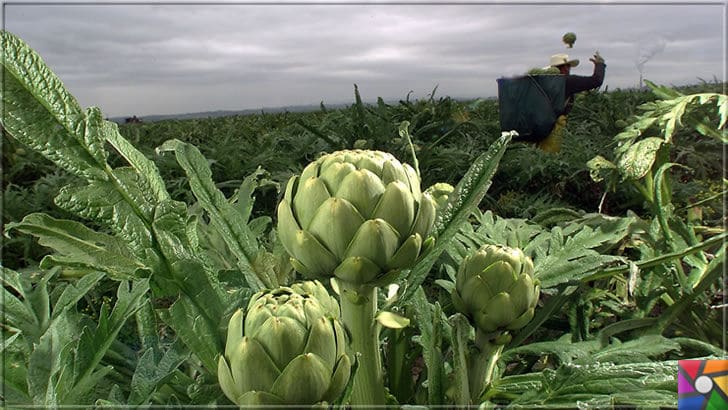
[[538, 115, 567, 153]]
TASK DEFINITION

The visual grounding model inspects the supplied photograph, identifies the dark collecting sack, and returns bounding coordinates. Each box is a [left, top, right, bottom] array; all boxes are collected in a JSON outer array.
[[497, 75, 566, 142]]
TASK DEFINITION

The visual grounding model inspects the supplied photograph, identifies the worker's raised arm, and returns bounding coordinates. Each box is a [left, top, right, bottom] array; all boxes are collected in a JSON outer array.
[[565, 52, 606, 94]]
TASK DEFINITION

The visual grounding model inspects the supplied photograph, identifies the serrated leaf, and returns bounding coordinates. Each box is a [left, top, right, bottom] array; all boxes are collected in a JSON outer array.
[[159, 296, 222, 374], [409, 287, 446, 404], [157, 139, 271, 290], [592, 335, 681, 364], [151, 199, 198, 263], [511, 361, 677, 408], [473, 210, 543, 249], [27, 312, 76, 406], [5, 213, 145, 280], [0, 277, 37, 336], [105, 125, 170, 203], [525, 223, 627, 288], [65, 279, 149, 403], [489, 372, 543, 398], [158, 140, 278, 291], [94, 385, 125, 408], [128, 341, 189, 405], [718, 94, 727, 129], [0, 31, 107, 180], [662, 98, 687, 141], [231, 166, 271, 223], [52, 272, 105, 321], [53, 169, 156, 258], [400, 132, 512, 303], [167, 258, 226, 326], [1, 268, 60, 342]]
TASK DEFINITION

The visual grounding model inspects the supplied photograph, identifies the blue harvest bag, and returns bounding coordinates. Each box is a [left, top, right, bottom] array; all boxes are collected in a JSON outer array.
[[497, 75, 566, 142]]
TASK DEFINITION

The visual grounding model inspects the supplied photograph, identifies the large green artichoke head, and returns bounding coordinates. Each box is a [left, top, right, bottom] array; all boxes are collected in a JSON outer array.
[[451, 245, 540, 335], [277, 149, 437, 286], [218, 282, 351, 407]]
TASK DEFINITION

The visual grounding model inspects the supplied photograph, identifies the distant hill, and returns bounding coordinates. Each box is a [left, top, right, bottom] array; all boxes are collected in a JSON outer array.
[[107, 95, 497, 124], [108, 102, 350, 124]]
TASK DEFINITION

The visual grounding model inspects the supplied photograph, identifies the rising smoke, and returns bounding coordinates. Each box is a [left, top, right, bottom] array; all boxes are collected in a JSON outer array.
[[635, 35, 668, 87]]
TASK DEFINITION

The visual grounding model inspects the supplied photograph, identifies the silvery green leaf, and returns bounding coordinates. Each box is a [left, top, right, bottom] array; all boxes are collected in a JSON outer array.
[[157, 139, 272, 290], [167, 258, 227, 325], [448, 313, 473, 405], [0, 31, 107, 180], [0, 268, 37, 335], [27, 317, 71, 406], [474, 211, 542, 250], [50, 271, 104, 323], [409, 287, 446, 404], [151, 199, 198, 263], [105, 126, 169, 203], [510, 361, 676, 408], [400, 132, 512, 303], [53, 169, 157, 258], [526, 223, 628, 288], [591, 335, 681, 364], [159, 296, 223, 374], [6, 213, 145, 280], [128, 341, 189, 405], [65, 279, 149, 403]]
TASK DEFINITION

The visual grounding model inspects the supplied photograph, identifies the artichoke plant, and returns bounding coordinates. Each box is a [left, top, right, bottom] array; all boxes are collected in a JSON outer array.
[[217, 282, 350, 407], [276, 149, 436, 405], [450, 245, 540, 404], [452, 244, 540, 334], [277, 149, 437, 287]]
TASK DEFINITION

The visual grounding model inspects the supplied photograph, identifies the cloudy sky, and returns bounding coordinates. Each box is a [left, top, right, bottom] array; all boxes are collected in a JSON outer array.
[[2, 1, 725, 118]]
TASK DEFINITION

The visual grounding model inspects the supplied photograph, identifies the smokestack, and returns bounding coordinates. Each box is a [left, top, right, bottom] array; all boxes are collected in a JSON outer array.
[[635, 35, 667, 88]]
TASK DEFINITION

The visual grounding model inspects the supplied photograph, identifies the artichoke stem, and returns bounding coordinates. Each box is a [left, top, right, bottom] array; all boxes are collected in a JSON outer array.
[[338, 281, 386, 406], [469, 330, 505, 403]]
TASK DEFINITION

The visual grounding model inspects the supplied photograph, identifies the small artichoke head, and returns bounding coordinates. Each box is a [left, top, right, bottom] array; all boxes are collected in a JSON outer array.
[[562, 32, 577, 48], [218, 282, 351, 406], [425, 182, 455, 212], [277, 149, 437, 286], [451, 245, 540, 335]]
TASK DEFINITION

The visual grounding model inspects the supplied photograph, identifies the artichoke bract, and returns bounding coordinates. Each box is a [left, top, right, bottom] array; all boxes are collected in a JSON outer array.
[[218, 282, 351, 406], [452, 245, 540, 334], [277, 149, 436, 286]]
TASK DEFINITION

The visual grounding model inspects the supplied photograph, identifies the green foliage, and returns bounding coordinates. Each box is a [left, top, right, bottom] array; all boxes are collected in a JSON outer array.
[[2, 267, 151, 406], [588, 80, 726, 217], [2, 29, 725, 409]]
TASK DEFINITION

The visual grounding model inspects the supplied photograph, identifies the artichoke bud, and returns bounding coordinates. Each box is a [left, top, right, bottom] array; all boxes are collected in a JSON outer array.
[[218, 283, 351, 406], [277, 149, 437, 286], [425, 182, 455, 211], [451, 245, 540, 335]]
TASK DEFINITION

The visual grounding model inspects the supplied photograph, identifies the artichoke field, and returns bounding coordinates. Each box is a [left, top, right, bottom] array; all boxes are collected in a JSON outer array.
[[2, 29, 726, 410]]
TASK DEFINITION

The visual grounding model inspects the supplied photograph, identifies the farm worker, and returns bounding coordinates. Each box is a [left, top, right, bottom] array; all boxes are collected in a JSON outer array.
[[538, 51, 606, 152]]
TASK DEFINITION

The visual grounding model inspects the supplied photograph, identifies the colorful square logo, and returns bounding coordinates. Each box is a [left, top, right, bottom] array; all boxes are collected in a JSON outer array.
[[678, 360, 728, 410]]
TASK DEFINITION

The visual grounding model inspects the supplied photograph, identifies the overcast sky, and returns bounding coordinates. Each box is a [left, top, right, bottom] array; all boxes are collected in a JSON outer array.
[[2, 1, 725, 118]]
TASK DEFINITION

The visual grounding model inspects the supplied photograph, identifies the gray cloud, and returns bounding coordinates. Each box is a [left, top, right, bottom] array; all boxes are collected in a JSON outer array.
[[3, 2, 724, 117]]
